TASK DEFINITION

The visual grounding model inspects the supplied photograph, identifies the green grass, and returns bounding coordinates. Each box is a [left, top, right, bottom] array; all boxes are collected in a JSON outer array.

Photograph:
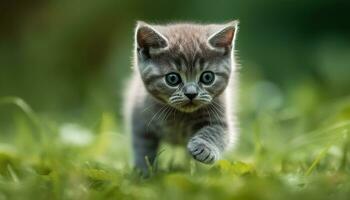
[[1, 96, 350, 200]]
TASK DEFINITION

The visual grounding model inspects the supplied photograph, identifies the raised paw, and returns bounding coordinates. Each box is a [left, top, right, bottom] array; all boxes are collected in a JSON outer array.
[[187, 138, 220, 164]]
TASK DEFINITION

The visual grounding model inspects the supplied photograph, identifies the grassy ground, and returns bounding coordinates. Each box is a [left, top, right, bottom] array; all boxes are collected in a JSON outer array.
[[0, 94, 350, 200]]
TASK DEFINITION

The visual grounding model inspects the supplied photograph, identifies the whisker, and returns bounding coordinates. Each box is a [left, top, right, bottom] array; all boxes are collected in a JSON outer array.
[[162, 106, 173, 122], [208, 104, 224, 127], [197, 98, 211, 104], [211, 104, 225, 118], [205, 107, 212, 126], [211, 104, 225, 121], [169, 96, 182, 101], [207, 105, 218, 123], [147, 105, 167, 129], [173, 107, 177, 121], [212, 101, 225, 112], [142, 102, 156, 113], [156, 105, 171, 122], [163, 106, 175, 122]]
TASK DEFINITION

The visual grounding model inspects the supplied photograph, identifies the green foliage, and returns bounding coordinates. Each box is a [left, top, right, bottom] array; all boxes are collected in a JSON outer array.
[[0, 96, 350, 199]]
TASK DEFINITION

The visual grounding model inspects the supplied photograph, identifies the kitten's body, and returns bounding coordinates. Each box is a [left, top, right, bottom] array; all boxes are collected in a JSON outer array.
[[124, 22, 239, 172]]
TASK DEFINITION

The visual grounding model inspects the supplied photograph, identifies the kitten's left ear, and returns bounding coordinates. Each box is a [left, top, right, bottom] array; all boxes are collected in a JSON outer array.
[[208, 20, 239, 50], [135, 21, 168, 50]]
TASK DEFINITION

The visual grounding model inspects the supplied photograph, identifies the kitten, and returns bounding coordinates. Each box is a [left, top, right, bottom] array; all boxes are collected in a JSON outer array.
[[124, 20, 239, 172]]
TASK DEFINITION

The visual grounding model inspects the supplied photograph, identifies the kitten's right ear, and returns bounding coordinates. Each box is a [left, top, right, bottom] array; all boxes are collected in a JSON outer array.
[[135, 21, 168, 52], [207, 20, 239, 51]]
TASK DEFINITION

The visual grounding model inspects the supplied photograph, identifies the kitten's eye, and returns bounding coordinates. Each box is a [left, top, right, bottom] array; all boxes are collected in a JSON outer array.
[[165, 73, 182, 86], [200, 71, 215, 85]]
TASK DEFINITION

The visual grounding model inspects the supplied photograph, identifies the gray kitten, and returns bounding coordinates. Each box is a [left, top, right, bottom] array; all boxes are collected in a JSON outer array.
[[124, 20, 239, 172]]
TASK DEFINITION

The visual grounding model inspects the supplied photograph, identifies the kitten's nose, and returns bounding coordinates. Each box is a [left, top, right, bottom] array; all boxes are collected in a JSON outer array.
[[185, 92, 198, 100], [184, 84, 198, 100]]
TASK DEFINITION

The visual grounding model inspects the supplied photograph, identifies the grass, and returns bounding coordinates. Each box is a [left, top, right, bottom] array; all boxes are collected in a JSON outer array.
[[0, 95, 350, 200]]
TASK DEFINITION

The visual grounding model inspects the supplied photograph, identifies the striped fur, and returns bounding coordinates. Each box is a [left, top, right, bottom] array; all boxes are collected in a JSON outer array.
[[124, 21, 239, 173]]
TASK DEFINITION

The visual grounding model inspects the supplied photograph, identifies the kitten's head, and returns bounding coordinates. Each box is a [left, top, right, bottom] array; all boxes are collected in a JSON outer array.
[[135, 21, 239, 113]]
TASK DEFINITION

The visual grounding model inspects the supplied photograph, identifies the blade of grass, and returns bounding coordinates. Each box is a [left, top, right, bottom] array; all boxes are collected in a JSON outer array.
[[305, 145, 331, 176], [7, 164, 19, 183], [340, 129, 349, 170], [0, 96, 45, 140], [291, 120, 350, 146]]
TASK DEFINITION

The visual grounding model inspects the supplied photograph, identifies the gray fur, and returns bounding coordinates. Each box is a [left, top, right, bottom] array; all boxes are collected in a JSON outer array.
[[124, 21, 239, 173]]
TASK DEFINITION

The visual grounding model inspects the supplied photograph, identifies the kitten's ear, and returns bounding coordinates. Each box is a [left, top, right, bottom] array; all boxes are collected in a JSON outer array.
[[208, 20, 239, 50], [135, 21, 168, 50]]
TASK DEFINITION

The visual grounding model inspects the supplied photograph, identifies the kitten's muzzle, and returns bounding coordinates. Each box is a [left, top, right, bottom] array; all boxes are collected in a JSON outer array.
[[183, 84, 198, 101]]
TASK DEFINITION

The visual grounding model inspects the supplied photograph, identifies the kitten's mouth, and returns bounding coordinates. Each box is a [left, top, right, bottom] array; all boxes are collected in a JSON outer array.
[[185, 102, 196, 107], [174, 101, 203, 113]]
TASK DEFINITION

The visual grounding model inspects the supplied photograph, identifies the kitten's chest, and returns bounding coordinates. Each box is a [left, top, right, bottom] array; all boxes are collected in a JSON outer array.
[[161, 119, 192, 144], [151, 113, 198, 145]]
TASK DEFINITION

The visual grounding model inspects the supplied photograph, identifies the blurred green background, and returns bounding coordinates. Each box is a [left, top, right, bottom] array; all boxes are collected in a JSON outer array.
[[1, 0, 350, 199], [1, 0, 350, 118]]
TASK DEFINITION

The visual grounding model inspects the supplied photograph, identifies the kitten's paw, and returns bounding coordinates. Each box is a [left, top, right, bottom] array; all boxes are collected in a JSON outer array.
[[187, 138, 220, 164]]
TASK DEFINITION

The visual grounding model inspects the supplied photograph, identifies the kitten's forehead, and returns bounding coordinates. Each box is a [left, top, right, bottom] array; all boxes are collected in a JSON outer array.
[[153, 24, 223, 59], [155, 24, 212, 44]]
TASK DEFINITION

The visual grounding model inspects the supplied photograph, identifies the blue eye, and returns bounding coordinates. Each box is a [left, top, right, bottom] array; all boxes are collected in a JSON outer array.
[[165, 73, 182, 86], [200, 71, 215, 85]]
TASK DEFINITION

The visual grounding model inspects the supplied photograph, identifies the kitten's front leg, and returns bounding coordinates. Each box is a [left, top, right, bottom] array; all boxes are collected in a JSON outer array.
[[132, 129, 159, 174], [187, 125, 228, 164]]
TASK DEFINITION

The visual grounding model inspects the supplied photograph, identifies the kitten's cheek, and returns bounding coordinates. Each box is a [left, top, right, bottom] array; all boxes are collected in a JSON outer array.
[[145, 87, 168, 103], [206, 82, 227, 96], [154, 93, 170, 102]]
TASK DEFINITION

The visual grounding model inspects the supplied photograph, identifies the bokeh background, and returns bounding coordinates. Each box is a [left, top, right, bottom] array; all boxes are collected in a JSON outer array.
[[2, 0, 350, 119], [1, 0, 350, 199]]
